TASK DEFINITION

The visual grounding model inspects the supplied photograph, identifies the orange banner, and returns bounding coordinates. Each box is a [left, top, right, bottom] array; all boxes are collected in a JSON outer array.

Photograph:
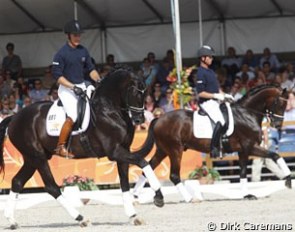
[[0, 131, 202, 189]]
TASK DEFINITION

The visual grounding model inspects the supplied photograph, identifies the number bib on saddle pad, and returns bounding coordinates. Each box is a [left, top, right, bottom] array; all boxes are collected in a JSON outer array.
[[46, 86, 94, 136], [193, 102, 234, 138]]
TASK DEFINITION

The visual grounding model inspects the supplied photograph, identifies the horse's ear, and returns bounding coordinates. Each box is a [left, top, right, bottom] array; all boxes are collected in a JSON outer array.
[[282, 88, 288, 98]]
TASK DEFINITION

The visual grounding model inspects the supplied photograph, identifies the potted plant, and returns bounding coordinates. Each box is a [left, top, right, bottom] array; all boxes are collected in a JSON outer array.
[[62, 175, 99, 191], [188, 165, 220, 184]]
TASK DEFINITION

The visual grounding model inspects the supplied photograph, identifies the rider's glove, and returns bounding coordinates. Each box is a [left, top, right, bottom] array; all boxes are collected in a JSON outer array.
[[73, 86, 84, 96], [224, 93, 235, 102], [213, 93, 225, 101]]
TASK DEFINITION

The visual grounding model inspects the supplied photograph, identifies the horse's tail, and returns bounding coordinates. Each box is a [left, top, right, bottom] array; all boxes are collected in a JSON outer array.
[[133, 118, 158, 159], [0, 116, 13, 175]]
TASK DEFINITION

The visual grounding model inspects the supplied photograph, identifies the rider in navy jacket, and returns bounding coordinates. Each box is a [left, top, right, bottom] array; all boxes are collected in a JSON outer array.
[[51, 20, 101, 158]]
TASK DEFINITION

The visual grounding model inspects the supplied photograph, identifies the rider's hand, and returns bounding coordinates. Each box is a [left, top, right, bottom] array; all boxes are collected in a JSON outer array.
[[73, 86, 84, 96], [213, 93, 225, 101], [224, 93, 235, 102]]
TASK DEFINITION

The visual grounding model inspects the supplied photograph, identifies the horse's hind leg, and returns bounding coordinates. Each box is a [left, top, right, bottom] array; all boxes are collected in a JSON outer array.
[[133, 148, 166, 199], [169, 152, 193, 203], [36, 161, 90, 227], [4, 162, 36, 229]]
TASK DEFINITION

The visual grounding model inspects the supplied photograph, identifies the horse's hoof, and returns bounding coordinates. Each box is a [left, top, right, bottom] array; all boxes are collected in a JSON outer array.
[[284, 175, 292, 189], [9, 223, 19, 230], [79, 219, 91, 227], [154, 197, 164, 207], [129, 215, 145, 225], [243, 194, 257, 200]]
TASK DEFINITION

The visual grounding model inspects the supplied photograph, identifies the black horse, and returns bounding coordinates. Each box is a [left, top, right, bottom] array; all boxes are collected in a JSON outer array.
[[0, 67, 164, 229], [133, 84, 292, 202]]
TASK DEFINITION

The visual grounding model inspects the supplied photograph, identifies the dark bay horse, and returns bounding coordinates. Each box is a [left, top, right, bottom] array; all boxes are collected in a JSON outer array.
[[133, 84, 291, 202], [0, 67, 163, 229]]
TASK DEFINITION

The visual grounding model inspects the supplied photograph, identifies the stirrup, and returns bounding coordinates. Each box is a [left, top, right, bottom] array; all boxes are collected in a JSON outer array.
[[54, 146, 74, 159]]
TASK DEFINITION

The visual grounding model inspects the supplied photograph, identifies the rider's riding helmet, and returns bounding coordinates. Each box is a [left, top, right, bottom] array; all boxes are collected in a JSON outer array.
[[64, 20, 84, 34], [197, 45, 215, 58]]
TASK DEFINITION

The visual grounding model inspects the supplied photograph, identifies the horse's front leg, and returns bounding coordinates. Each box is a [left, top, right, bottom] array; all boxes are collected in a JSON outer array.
[[251, 145, 292, 188], [117, 162, 145, 225], [110, 145, 164, 207], [238, 152, 256, 200]]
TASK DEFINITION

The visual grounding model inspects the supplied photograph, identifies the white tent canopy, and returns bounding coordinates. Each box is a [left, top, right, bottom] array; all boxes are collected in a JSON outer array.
[[0, 0, 295, 68]]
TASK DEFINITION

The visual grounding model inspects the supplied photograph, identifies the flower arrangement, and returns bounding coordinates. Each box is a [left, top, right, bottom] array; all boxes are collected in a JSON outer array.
[[188, 165, 220, 183], [166, 65, 196, 107], [62, 175, 99, 191]]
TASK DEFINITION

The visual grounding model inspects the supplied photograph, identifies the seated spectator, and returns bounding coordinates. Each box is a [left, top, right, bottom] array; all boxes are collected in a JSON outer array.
[[147, 52, 159, 74], [229, 82, 243, 101], [156, 58, 173, 94], [0, 97, 14, 121], [259, 47, 280, 72], [47, 83, 59, 102], [0, 74, 12, 99], [241, 49, 259, 71], [235, 63, 255, 81], [185, 92, 198, 111], [144, 94, 156, 113], [22, 95, 32, 108], [1, 42, 23, 80], [262, 61, 276, 83], [28, 79, 48, 103], [164, 49, 175, 69], [9, 93, 19, 114], [4, 70, 16, 89], [139, 58, 157, 93], [159, 88, 175, 113], [248, 70, 267, 88], [42, 65, 56, 90], [106, 54, 116, 67], [99, 64, 112, 79], [221, 46, 242, 82], [152, 82, 163, 107]]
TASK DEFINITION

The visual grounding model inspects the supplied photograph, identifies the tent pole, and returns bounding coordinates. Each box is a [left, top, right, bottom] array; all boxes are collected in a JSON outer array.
[[74, 0, 78, 20], [171, 0, 183, 108], [198, 0, 203, 47]]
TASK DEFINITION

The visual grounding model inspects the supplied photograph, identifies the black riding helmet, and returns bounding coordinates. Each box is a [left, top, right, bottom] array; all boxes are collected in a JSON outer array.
[[197, 45, 215, 58], [64, 20, 84, 34]]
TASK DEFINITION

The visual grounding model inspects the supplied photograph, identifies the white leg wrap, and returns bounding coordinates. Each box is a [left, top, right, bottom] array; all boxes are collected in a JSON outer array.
[[57, 195, 80, 219], [133, 175, 147, 197], [122, 191, 136, 217], [240, 178, 248, 197], [4, 191, 18, 224], [142, 165, 161, 191], [176, 183, 193, 202], [276, 158, 291, 177]]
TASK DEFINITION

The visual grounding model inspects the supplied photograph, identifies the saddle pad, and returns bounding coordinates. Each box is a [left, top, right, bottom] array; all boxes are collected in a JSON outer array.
[[193, 102, 234, 138], [46, 85, 94, 136]]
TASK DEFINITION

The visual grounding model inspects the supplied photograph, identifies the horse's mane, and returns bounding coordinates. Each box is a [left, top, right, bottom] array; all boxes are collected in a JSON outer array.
[[236, 84, 281, 104]]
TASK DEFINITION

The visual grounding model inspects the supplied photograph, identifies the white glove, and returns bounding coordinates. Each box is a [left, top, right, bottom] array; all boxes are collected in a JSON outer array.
[[213, 93, 225, 101], [224, 93, 235, 101]]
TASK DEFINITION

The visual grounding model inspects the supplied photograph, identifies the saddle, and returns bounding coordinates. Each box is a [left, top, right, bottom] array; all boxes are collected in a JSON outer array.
[[46, 85, 95, 136], [193, 102, 234, 139]]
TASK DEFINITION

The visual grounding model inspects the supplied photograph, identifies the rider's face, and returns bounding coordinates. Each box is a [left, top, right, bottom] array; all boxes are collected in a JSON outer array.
[[69, 34, 81, 47]]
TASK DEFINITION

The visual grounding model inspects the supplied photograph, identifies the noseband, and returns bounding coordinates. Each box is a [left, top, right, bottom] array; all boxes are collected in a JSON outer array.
[[126, 85, 146, 113], [266, 96, 287, 123]]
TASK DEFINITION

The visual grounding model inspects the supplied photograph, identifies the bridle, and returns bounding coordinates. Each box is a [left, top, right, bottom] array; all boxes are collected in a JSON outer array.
[[266, 96, 287, 123]]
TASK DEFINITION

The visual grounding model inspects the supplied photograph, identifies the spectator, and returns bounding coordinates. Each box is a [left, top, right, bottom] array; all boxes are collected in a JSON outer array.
[[147, 52, 159, 74], [28, 79, 48, 103], [159, 88, 175, 113], [259, 47, 280, 72], [0, 74, 12, 99], [0, 97, 14, 121], [284, 91, 295, 121], [241, 49, 259, 71], [229, 82, 243, 101], [152, 107, 165, 118], [151, 82, 163, 107], [144, 94, 156, 113], [9, 93, 19, 113], [139, 58, 156, 93], [2, 42, 22, 80], [4, 70, 16, 89], [22, 95, 32, 108], [221, 46, 242, 82], [261, 61, 276, 83], [164, 49, 175, 69], [236, 63, 255, 81], [106, 54, 116, 67], [42, 65, 56, 90], [156, 58, 172, 94], [47, 83, 59, 102]]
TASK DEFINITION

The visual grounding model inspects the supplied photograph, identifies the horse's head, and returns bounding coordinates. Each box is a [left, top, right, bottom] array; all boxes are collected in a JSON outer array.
[[266, 87, 288, 129], [239, 84, 288, 129], [94, 66, 146, 125], [125, 73, 147, 125]]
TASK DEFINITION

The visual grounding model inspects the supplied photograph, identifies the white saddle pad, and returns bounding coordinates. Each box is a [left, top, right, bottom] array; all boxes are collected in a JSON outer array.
[[193, 103, 234, 138], [46, 85, 94, 136]]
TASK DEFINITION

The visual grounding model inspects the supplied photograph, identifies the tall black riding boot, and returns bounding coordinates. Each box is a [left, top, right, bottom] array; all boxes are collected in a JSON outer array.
[[210, 122, 223, 158]]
